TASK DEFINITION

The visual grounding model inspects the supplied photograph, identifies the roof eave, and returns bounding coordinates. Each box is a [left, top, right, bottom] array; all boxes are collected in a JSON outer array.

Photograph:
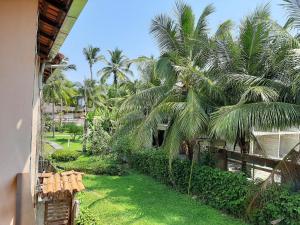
[[48, 0, 87, 59]]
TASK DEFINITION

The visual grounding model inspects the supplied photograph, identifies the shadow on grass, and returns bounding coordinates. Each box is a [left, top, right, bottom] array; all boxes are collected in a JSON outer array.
[[79, 171, 248, 225]]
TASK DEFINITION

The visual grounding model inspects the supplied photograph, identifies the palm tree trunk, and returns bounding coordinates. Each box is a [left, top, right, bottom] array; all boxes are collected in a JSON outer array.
[[60, 99, 63, 128], [82, 85, 88, 153], [89, 65, 93, 80], [52, 102, 55, 138], [82, 114, 88, 153], [113, 72, 117, 86], [238, 136, 249, 174], [186, 140, 195, 161]]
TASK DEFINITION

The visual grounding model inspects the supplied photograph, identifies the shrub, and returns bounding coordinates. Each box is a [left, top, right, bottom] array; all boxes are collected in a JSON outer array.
[[87, 119, 111, 155], [76, 207, 99, 225], [55, 155, 123, 175], [42, 114, 52, 132], [51, 149, 81, 162], [129, 149, 300, 225], [111, 135, 134, 162], [64, 123, 83, 140]]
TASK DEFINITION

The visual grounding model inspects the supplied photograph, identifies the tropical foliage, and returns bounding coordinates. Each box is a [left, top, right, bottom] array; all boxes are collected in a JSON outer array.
[[83, 45, 103, 80], [43, 70, 76, 137], [98, 48, 133, 85], [42, 1, 300, 224], [117, 3, 300, 172]]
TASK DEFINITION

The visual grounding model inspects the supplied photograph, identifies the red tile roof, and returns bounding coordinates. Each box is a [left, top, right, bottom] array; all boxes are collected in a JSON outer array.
[[39, 170, 85, 198]]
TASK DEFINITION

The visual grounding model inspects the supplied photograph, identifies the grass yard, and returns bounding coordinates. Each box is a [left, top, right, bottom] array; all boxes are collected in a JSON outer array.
[[78, 172, 249, 225], [44, 132, 82, 151]]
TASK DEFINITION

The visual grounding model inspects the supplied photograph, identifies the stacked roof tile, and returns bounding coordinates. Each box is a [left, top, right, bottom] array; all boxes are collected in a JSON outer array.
[[39, 170, 85, 198]]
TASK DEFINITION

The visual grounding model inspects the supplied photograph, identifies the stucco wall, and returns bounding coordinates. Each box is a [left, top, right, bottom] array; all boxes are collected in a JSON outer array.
[[0, 0, 38, 224]]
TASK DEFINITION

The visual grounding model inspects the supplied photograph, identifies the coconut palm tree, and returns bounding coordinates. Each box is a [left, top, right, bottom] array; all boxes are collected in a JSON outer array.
[[76, 79, 106, 152], [118, 2, 223, 160], [210, 5, 300, 172], [43, 71, 76, 137], [83, 45, 102, 80], [119, 2, 300, 169], [98, 48, 133, 86]]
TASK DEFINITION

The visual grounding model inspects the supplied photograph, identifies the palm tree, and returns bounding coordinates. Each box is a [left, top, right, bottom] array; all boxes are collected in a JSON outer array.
[[76, 79, 106, 152], [83, 45, 102, 80], [98, 48, 133, 86], [118, 2, 221, 160], [43, 71, 76, 137], [210, 5, 300, 172], [119, 2, 300, 170]]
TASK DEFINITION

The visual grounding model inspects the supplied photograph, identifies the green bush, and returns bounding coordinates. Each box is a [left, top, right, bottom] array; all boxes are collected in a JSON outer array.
[[111, 135, 134, 162], [51, 149, 81, 162], [76, 207, 99, 225], [64, 123, 83, 140], [129, 149, 300, 225], [87, 119, 111, 155], [55, 155, 123, 175]]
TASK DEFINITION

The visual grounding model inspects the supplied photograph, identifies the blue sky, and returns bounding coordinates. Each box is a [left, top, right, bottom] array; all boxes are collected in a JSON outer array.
[[61, 0, 288, 83]]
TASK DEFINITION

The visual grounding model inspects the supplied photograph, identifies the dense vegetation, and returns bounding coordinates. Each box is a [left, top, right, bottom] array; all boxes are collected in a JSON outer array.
[[130, 149, 300, 225], [42, 1, 300, 224], [45, 133, 123, 176]]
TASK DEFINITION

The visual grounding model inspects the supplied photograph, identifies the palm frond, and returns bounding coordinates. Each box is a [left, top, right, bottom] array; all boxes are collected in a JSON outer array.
[[211, 102, 300, 142], [239, 86, 279, 103], [282, 0, 300, 30], [194, 4, 215, 37], [150, 14, 179, 53]]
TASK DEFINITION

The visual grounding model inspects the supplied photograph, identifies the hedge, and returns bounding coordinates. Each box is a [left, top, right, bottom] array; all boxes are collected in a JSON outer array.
[[51, 149, 81, 162], [129, 149, 300, 225], [54, 155, 124, 176]]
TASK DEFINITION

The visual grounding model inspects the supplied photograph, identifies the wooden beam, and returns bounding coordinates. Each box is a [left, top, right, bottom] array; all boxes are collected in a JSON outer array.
[[45, 0, 69, 14], [39, 14, 60, 28], [38, 30, 55, 41], [38, 47, 49, 57]]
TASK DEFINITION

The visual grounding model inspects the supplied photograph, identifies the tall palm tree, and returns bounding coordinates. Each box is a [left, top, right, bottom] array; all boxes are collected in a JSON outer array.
[[83, 45, 102, 80], [76, 79, 106, 152], [119, 2, 300, 170], [210, 5, 300, 172], [118, 2, 221, 160], [98, 48, 133, 86], [43, 71, 76, 137]]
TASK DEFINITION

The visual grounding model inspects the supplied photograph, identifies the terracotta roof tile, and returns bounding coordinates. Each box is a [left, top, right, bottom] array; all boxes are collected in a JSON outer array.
[[39, 170, 85, 197]]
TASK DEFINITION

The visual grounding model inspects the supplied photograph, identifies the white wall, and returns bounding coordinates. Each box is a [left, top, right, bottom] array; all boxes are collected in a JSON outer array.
[[0, 0, 38, 224]]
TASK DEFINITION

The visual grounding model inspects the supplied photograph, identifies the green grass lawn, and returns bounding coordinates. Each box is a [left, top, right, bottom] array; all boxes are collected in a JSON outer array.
[[78, 172, 249, 225], [44, 132, 82, 151]]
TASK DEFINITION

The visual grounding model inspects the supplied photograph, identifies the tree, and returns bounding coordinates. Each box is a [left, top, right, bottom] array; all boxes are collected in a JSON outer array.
[[210, 5, 300, 172], [65, 123, 83, 141], [76, 79, 106, 153], [118, 2, 221, 160], [118, 2, 300, 173], [83, 45, 102, 80], [98, 48, 133, 86], [43, 71, 76, 138]]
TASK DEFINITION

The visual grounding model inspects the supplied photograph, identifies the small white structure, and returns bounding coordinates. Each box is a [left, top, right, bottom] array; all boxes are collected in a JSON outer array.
[[251, 128, 300, 159]]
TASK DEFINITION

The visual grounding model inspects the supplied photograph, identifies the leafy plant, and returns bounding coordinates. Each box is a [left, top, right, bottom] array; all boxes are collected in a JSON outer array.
[[87, 118, 111, 155], [76, 207, 100, 225], [130, 149, 300, 224], [64, 123, 83, 140], [51, 149, 81, 162]]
